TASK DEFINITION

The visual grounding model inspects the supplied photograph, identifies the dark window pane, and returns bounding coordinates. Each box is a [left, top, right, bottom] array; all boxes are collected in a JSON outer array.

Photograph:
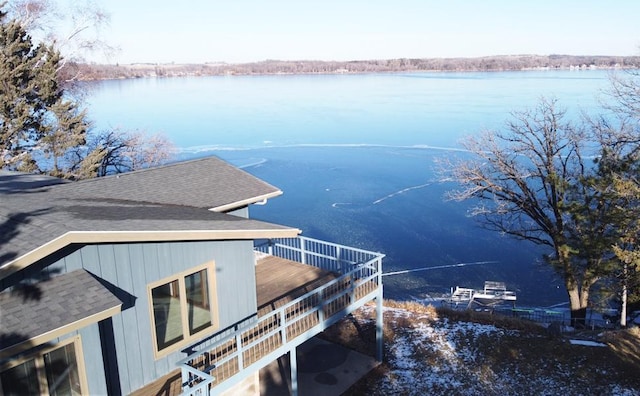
[[44, 343, 81, 396], [152, 279, 184, 350], [185, 269, 212, 335], [0, 358, 40, 395]]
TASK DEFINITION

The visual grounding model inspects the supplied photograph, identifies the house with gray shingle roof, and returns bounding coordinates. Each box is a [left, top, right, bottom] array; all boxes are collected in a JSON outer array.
[[0, 156, 384, 395]]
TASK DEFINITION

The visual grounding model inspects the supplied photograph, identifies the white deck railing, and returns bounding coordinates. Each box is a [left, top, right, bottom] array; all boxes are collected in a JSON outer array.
[[176, 236, 384, 396]]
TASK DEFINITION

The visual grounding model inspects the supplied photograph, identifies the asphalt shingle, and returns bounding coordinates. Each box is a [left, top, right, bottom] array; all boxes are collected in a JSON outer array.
[[0, 156, 299, 274], [0, 269, 122, 351], [51, 156, 282, 209]]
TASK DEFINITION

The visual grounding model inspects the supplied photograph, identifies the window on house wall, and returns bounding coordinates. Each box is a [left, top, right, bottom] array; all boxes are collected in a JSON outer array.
[[0, 336, 87, 396], [148, 262, 218, 358]]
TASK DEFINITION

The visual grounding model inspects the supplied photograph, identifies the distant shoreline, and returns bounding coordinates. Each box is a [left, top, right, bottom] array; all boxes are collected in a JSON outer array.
[[73, 54, 640, 81]]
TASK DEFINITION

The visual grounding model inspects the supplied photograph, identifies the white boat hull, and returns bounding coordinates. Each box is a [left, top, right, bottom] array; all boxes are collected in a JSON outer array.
[[446, 281, 517, 307]]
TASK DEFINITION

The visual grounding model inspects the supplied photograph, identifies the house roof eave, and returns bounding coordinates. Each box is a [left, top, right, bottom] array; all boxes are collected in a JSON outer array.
[[0, 227, 301, 282], [0, 269, 123, 359], [210, 190, 283, 212]]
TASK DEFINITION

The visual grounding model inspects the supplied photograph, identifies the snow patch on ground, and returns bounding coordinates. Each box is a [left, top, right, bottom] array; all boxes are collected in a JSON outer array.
[[569, 339, 607, 347], [357, 305, 638, 396]]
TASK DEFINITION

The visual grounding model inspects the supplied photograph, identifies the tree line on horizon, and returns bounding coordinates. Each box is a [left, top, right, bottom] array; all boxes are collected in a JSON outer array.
[[76, 54, 640, 80]]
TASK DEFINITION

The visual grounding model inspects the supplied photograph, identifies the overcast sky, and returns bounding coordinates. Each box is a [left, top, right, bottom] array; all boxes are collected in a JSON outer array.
[[96, 0, 640, 64]]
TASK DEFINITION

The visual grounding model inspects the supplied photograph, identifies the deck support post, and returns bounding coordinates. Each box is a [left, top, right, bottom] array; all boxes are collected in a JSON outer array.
[[290, 348, 298, 396], [376, 271, 384, 362]]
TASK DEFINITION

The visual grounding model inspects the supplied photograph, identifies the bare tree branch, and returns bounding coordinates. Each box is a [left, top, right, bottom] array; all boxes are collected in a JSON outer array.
[[441, 97, 602, 324]]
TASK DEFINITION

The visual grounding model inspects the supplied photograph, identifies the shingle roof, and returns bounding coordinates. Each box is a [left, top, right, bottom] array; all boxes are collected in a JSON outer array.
[[0, 269, 122, 355], [0, 170, 69, 193], [49, 156, 283, 210], [0, 156, 300, 278]]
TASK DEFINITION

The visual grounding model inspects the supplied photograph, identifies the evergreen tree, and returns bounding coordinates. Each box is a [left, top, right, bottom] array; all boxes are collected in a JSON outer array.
[[0, 6, 88, 174], [609, 175, 640, 327], [592, 146, 640, 326], [0, 10, 45, 167], [590, 74, 640, 325]]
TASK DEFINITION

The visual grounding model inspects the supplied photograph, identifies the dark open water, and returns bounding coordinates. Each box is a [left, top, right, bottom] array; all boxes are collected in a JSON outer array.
[[86, 70, 614, 306]]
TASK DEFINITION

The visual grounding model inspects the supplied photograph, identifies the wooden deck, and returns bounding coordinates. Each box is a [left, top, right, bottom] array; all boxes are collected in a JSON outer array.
[[131, 255, 338, 396], [256, 255, 338, 313]]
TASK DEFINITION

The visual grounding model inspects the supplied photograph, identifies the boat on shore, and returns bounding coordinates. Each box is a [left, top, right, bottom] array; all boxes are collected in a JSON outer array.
[[446, 281, 517, 308]]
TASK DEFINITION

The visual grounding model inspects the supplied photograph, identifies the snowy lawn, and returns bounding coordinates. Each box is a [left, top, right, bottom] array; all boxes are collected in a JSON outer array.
[[330, 302, 640, 396]]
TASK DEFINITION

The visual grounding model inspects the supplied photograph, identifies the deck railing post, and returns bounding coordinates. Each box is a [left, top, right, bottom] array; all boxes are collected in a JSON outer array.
[[319, 302, 325, 325], [280, 309, 287, 344], [300, 238, 307, 264], [180, 365, 190, 393], [235, 333, 244, 370], [348, 271, 355, 305]]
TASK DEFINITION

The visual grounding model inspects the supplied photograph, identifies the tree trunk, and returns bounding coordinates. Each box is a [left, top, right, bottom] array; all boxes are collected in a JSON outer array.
[[621, 264, 628, 328], [567, 285, 588, 327]]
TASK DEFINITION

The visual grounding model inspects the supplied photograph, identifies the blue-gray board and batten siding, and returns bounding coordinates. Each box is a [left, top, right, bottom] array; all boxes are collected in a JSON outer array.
[[1, 239, 258, 395]]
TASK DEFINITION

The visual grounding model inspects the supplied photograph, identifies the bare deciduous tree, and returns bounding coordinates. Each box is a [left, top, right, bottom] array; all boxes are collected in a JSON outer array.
[[605, 70, 640, 121], [66, 128, 177, 179], [123, 131, 177, 172], [6, 0, 115, 81], [442, 98, 601, 325]]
